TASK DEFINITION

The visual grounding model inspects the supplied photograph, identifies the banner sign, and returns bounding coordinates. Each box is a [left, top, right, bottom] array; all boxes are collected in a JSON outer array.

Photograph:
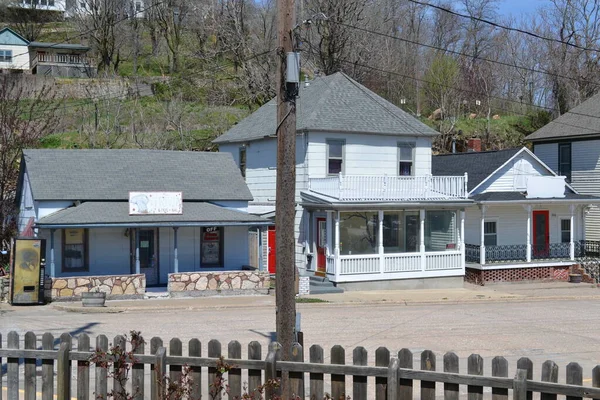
[[129, 192, 183, 215]]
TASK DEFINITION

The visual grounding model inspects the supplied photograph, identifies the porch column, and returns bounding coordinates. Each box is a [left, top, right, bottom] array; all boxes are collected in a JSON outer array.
[[135, 228, 141, 274], [50, 229, 56, 277], [173, 227, 179, 273], [378, 210, 384, 274], [570, 205, 575, 260], [480, 206, 486, 265], [526, 205, 532, 262], [258, 226, 264, 271], [420, 209, 426, 272], [460, 211, 465, 270], [334, 211, 340, 282]]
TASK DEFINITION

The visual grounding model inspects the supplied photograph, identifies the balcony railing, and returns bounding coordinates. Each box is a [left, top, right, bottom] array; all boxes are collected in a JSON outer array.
[[308, 174, 468, 202], [465, 241, 600, 264]]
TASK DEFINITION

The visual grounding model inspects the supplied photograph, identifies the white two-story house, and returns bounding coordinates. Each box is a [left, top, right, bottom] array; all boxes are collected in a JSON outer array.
[[214, 72, 473, 290]]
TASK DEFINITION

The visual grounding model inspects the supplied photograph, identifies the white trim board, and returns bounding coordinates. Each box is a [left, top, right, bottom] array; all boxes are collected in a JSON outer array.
[[466, 261, 574, 270]]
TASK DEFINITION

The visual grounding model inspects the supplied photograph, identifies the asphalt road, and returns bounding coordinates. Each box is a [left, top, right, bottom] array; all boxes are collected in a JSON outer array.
[[2, 298, 599, 382]]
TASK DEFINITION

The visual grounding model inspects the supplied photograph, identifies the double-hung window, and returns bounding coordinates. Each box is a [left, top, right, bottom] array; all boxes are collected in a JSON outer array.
[[398, 142, 414, 176], [239, 146, 247, 178], [327, 140, 344, 175], [560, 219, 571, 243], [558, 143, 572, 182], [0, 50, 13, 63], [483, 221, 497, 246]]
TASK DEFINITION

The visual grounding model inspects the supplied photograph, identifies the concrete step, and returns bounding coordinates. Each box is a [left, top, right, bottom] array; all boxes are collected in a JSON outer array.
[[309, 275, 329, 283], [310, 280, 337, 287], [309, 285, 344, 295], [144, 291, 170, 299]]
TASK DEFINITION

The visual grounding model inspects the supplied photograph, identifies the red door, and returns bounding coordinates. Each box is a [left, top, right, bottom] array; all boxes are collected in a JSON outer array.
[[316, 217, 326, 276], [533, 210, 550, 257], [268, 226, 276, 273]]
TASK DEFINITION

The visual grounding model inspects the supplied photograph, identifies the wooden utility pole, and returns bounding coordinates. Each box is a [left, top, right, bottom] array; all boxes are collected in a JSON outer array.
[[275, 0, 297, 396]]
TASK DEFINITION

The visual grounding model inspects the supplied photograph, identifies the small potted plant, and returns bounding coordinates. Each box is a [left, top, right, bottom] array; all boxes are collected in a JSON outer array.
[[81, 284, 106, 307]]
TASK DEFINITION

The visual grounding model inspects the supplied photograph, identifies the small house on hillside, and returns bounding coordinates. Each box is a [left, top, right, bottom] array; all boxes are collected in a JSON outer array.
[[16, 149, 270, 300], [433, 146, 600, 284], [0, 27, 93, 77]]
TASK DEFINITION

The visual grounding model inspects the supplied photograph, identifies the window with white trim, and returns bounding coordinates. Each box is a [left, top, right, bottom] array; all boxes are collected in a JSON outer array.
[[483, 221, 497, 246], [239, 146, 246, 178], [398, 142, 415, 176], [0, 50, 13, 63], [327, 140, 344, 175], [560, 219, 571, 243]]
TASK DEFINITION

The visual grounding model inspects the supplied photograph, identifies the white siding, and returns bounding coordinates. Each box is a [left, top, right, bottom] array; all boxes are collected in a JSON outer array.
[[37, 201, 74, 219], [534, 143, 558, 173], [306, 132, 432, 178], [473, 151, 553, 194], [0, 44, 29, 70], [464, 204, 585, 246]]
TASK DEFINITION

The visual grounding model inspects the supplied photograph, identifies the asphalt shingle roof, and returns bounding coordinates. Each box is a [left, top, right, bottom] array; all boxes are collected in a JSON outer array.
[[213, 72, 439, 144], [23, 149, 252, 201], [37, 202, 269, 226], [432, 148, 521, 192], [526, 92, 600, 141]]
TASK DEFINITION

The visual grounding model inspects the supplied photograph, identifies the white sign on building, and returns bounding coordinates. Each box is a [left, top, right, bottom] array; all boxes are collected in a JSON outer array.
[[129, 192, 183, 215]]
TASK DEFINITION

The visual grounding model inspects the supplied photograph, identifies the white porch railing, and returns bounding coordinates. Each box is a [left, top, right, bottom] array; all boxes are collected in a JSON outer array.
[[308, 174, 468, 202], [384, 253, 422, 273], [425, 251, 462, 270], [339, 254, 380, 275]]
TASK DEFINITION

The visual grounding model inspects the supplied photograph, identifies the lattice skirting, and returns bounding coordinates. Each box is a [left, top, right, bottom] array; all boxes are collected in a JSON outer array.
[[465, 266, 571, 284]]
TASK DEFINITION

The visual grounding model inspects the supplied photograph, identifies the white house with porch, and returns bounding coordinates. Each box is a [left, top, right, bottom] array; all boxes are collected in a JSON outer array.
[[215, 72, 473, 290], [432, 146, 600, 283], [16, 149, 271, 300]]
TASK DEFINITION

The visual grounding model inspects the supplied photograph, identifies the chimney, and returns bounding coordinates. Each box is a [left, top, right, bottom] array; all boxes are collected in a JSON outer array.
[[467, 138, 482, 152]]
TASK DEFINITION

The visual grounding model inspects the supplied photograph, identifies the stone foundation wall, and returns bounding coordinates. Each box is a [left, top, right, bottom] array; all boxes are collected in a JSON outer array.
[[168, 271, 270, 297], [46, 274, 146, 301], [465, 266, 571, 285]]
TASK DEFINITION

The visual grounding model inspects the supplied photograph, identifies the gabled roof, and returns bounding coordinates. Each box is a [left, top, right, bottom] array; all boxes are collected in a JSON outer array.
[[213, 72, 439, 144], [432, 148, 521, 192], [22, 149, 253, 202], [526, 92, 600, 142], [0, 27, 29, 46], [36, 202, 268, 227]]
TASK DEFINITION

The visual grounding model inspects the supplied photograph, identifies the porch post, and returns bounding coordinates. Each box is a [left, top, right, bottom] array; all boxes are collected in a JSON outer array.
[[460, 211, 465, 270], [334, 211, 340, 281], [258, 226, 264, 271], [173, 227, 179, 273], [526, 205, 532, 262], [50, 229, 56, 277], [480, 206, 486, 265], [570, 205, 575, 260], [135, 228, 141, 274], [419, 209, 426, 272], [378, 210, 384, 274]]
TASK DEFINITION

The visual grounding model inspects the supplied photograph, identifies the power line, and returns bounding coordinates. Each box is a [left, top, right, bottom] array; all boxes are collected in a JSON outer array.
[[331, 20, 600, 89], [408, 0, 600, 54]]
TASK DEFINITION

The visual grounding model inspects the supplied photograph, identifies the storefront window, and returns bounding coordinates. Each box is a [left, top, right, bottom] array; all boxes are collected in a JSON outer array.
[[383, 211, 420, 253], [339, 212, 378, 255], [425, 211, 457, 251], [201, 226, 223, 267], [63, 228, 88, 271]]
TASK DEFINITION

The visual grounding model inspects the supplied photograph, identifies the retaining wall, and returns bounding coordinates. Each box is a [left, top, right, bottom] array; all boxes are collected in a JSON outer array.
[[168, 271, 270, 297], [45, 274, 146, 301]]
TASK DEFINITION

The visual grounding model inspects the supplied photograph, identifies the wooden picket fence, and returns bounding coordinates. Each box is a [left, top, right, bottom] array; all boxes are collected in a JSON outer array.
[[1, 331, 600, 400]]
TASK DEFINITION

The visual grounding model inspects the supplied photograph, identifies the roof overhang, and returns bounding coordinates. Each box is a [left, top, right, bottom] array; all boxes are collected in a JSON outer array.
[[36, 221, 271, 229]]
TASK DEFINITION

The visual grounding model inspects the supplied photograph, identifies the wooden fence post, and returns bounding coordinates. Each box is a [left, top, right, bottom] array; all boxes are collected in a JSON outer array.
[[169, 338, 183, 385], [566, 362, 583, 400], [189, 339, 202, 400], [541, 360, 559, 400], [24, 331, 36, 400], [468, 354, 484, 400], [77, 333, 90, 400], [353, 346, 368, 400], [57, 342, 71, 400], [265, 342, 281, 400], [444, 352, 459, 400], [491, 356, 508, 400], [387, 356, 400, 400], [375, 347, 390, 400], [592, 366, 600, 392], [309, 344, 324, 400], [228, 340, 242, 399], [514, 369, 528, 400], [131, 335, 145, 400], [421, 350, 436, 400], [398, 348, 413, 400], [331, 345, 346, 400], [113, 335, 126, 400], [248, 341, 262, 399], [208, 339, 222, 400], [517, 357, 533, 400], [42, 332, 55, 400], [7, 331, 19, 400], [154, 347, 167, 400], [95, 335, 108, 400], [150, 337, 163, 400], [290, 343, 304, 400]]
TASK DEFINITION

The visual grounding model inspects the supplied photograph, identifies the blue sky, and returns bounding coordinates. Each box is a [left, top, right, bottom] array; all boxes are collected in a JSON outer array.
[[496, 0, 549, 17]]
